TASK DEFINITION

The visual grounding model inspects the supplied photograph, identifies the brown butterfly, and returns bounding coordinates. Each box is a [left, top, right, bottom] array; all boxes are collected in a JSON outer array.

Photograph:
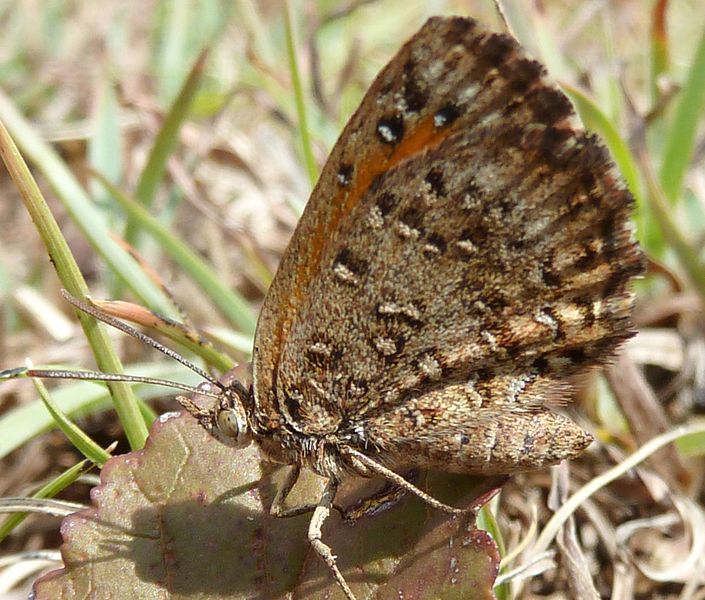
[[21, 15, 643, 600]]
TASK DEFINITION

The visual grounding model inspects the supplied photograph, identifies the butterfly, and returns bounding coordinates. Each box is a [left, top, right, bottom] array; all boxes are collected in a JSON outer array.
[[19, 14, 642, 600]]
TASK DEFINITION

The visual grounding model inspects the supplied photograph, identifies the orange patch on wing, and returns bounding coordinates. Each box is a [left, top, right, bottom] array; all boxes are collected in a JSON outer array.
[[271, 114, 458, 378]]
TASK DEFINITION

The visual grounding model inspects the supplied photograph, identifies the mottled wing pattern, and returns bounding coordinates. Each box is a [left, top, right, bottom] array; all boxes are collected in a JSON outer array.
[[252, 17, 643, 473]]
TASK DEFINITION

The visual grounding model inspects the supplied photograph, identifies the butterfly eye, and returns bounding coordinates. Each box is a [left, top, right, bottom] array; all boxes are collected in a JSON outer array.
[[215, 407, 250, 447]]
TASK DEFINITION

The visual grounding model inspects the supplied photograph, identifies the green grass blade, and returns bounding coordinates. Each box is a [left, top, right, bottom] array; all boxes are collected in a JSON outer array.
[[95, 172, 257, 336], [0, 92, 175, 317], [92, 297, 236, 372], [675, 424, 705, 457], [206, 326, 255, 356], [123, 50, 209, 247], [478, 503, 509, 599], [88, 76, 123, 205], [284, 0, 317, 186], [0, 459, 95, 543], [659, 23, 705, 203], [649, 0, 670, 103], [0, 363, 199, 460], [138, 396, 159, 424], [643, 154, 705, 303], [0, 118, 149, 449], [31, 375, 112, 466], [155, 0, 192, 103]]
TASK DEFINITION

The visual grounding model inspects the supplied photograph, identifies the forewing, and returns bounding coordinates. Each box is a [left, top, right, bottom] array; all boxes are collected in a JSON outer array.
[[252, 17, 643, 448]]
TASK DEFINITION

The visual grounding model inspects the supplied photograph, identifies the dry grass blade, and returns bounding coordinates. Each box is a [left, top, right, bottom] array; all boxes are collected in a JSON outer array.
[[607, 353, 691, 488], [615, 473, 705, 585], [549, 464, 599, 599], [531, 423, 705, 557]]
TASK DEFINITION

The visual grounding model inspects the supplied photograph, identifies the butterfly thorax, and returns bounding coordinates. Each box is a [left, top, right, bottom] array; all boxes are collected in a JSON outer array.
[[248, 400, 355, 479]]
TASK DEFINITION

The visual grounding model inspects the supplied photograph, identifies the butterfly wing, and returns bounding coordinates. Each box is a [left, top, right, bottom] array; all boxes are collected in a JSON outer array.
[[252, 16, 643, 473]]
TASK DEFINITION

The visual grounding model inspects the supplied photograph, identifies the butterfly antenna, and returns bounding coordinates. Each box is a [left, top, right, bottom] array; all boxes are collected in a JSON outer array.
[[60, 289, 220, 387], [0, 366, 222, 399]]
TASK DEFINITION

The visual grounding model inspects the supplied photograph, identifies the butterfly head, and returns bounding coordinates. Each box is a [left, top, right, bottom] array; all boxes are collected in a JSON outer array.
[[178, 372, 253, 449]]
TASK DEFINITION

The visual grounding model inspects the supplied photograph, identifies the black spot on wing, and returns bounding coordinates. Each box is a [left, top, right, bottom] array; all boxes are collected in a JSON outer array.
[[434, 103, 461, 128], [337, 163, 353, 186], [376, 114, 405, 145]]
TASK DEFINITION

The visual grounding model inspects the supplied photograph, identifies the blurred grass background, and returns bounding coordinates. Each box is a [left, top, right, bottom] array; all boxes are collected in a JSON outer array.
[[0, 0, 705, 598]]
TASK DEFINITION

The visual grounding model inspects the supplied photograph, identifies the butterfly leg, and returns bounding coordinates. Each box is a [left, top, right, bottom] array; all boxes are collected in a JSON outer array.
[[343, 448, 470, 515], [269, 464, 349, 520], [341, 469, 417, 522], [308, 478, 356, 600], [269, 464, 316, 518]]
